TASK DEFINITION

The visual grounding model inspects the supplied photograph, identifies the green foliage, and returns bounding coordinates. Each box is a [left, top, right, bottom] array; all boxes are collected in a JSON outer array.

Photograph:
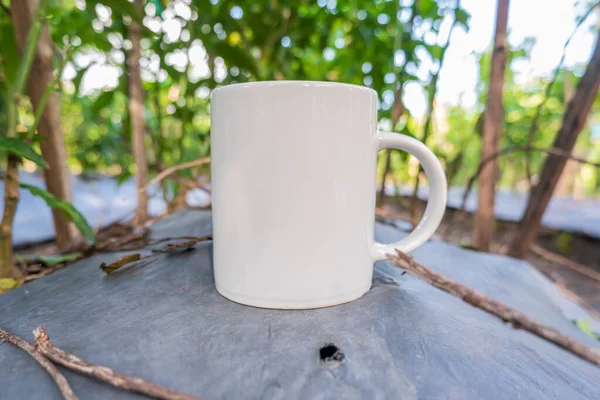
[[20, 184, 96, 243], [0, 137, 48, 167], [38, 252, 82, 266], [0, 15, 20, 83], [3, 0, 597, 198]]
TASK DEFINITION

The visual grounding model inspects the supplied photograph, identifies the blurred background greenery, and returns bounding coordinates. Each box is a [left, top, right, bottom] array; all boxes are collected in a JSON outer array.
[[1, 0, 598, 202]]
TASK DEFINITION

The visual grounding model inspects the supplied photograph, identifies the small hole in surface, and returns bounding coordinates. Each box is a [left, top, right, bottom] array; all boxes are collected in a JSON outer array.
[[319, 343, 345, 363]]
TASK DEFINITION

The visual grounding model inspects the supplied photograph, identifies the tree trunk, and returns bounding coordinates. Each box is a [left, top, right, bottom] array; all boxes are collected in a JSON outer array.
[[554, 158, 580, 197], [11, 0, 79, 250], [553, 72, 578, 198], [507, 30, 600, 259], [377, 84, 404, 205], [377, 150, 392, 205], [127, 0, 149, 225], [473, 0, 510, 251]]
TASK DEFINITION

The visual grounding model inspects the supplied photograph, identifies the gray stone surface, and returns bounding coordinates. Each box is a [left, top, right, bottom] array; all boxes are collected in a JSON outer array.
[[1, 210, 599, 399]]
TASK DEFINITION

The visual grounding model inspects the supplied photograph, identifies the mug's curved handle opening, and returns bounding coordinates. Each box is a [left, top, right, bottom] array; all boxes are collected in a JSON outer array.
[[372, 131, 447, 261]]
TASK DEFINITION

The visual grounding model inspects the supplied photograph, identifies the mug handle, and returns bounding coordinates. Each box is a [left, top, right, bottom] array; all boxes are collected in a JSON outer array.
[[372, 131, 448, 261]]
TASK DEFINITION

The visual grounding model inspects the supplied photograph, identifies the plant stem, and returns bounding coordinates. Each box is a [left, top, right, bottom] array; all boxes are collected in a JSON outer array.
[[28, 47, 69, 137], [0, 0, 50, 278], [0, 95, 19, 279], [13, 0, 48, 95]]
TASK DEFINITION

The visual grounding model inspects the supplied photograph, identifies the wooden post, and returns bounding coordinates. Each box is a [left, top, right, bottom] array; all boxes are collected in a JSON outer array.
[[473, 0, 510, 251], [127, 0, 149, 225]]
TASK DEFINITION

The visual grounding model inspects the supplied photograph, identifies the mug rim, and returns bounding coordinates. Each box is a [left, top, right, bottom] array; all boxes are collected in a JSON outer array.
[[211, 80, 376, 96]]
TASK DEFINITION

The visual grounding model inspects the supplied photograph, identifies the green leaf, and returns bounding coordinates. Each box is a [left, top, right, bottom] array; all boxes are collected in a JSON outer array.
[[0, 137, 48, 167], [0, 278, 17, 290], [0, 17, 20, 83], [426, 45, 443, 62], [575, 319, 600, 340], [20, 184, 96, 243], [72, 66, 90, 97], [38, 252, 83, 266], [455, 8, 471, 30]]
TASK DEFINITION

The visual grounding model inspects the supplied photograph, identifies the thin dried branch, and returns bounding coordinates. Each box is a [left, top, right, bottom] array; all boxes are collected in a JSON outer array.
[[90, 226, 150, 254], [530, 244, 600, 284], [151, 235, 212, 253], [0, 327, 78, 400], [142, 157, 211, 194], [99, 236, 213, 274], [524, 1, 600, 185], [460, 145, 599, 211], [33, 327, 202, 400], [389, 250, 600, 367], [100, 253, 145, 274]]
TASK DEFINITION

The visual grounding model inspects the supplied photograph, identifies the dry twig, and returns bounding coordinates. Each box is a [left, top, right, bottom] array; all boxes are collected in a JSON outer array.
[[152, 235, 212, 253], [99, 236, 213, 274], [142, 157, 211, 194], [389, 250, 600, 367], [0, 328, 78, 400], [33, 327, 202, 400], [530, 244, 600, 284], [100, 253, 145, 274], [460, 145, 599, 212]]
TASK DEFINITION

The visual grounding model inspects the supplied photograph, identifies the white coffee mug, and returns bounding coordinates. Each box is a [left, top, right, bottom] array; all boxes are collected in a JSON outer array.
[[211, 81, 447, 309]]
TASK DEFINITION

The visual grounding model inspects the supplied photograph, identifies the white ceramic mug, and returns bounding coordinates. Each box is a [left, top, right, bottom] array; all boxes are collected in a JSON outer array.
[[211, 81, 447, 309]]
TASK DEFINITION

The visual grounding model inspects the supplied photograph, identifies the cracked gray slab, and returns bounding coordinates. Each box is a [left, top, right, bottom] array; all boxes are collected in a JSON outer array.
[[1, 209, 599, 399]]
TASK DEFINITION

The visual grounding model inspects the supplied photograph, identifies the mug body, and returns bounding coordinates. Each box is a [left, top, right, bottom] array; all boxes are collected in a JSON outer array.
[[211, 81, 378, 309]]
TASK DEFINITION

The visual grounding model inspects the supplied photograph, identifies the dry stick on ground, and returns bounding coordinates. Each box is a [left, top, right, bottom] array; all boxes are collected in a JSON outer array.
[[389, 250, 600, 367], [33, 327, 202, 400], [0, 328, 78, 400], [99, 235, 213, 274], [530, 244, 600, 284], [141, 157, 211, 195], [460, 145, 600, 212], [524, 1, 599, 185]]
